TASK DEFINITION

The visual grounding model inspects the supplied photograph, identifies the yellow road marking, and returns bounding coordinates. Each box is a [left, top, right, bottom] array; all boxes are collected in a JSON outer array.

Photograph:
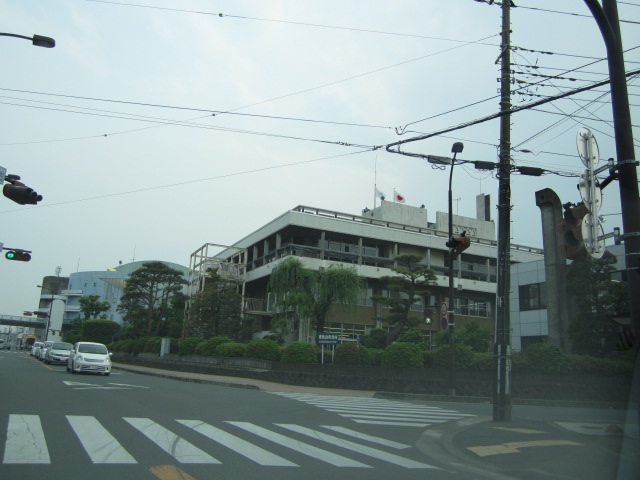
[[467, 440, 582, 457], [149, 465, 198, 480], [30, 357, 53, 370], [491, 427, 546, 434]]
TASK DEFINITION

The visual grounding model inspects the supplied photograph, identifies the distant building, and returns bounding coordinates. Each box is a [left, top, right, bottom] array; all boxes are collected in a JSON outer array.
[[191, 199, 544, 345], [510, 244, 627, 351], [37, 260, 189, 342]]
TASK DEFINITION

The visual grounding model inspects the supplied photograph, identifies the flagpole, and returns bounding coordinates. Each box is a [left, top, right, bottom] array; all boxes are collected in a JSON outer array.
[[374, 155, 378, 209]]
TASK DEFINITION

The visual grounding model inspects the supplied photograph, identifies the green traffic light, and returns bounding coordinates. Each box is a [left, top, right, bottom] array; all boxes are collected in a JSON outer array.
[[5, 251, 15, 259]]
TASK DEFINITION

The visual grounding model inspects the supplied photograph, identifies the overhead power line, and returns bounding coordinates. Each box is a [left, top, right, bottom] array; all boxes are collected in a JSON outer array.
[[385, 67, 640, 153], [0, 149, 373, 214], [85, 0, 501, 45]]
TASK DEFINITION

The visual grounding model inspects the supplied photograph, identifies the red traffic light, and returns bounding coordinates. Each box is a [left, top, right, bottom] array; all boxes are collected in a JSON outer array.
[[446, 231, 471, 253], [5, 250, 31, 262]]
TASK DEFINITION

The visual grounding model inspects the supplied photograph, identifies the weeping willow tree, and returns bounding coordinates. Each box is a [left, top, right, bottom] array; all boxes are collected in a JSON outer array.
[[268, 257, 365, 339]]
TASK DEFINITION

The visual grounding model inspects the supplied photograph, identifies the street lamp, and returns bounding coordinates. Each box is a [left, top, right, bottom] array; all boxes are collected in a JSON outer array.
[[447, 142, 464, 397], [0, 32, 55, 48]]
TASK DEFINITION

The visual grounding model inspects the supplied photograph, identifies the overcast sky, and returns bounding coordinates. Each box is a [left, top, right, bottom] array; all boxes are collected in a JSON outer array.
[[1, 0, 638, 317]]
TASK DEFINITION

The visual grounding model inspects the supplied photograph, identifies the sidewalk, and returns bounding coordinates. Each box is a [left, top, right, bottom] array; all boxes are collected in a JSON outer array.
[[112, 362, 376, 397], [418, 414, 640, 479]]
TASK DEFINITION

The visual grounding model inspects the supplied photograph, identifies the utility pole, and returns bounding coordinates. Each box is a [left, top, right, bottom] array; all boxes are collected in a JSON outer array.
[[494, 0, 512, 422]]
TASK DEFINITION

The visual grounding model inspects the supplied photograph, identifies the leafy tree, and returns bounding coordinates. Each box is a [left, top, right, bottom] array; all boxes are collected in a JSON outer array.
[[457, 321, 492, 352], [566, 252, 629, 355], [268, 257, 365, 336], [372, 254, 437, 345], [185, 271, 243, 339], [80, 319, 121, 344], [79, 295, 111, 319], [118, 262, 188, 337]]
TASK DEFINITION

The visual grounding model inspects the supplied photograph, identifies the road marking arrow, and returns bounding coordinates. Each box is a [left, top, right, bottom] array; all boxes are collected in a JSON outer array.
[[467, 440, 582, 457]]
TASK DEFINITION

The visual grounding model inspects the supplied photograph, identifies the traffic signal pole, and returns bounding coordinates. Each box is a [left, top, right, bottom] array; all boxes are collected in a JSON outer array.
[[494, 0, 512, 422], [584, 0, 640, 428]]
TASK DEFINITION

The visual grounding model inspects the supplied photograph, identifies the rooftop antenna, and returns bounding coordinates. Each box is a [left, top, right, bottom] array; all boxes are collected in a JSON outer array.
[[55, 266, 62, 277]]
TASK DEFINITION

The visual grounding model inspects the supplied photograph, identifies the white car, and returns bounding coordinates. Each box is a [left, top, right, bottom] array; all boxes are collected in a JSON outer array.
[[31, 342, 44, 357], [44, 342, 73, 365], [38, 341, 54, 360], [67, 342, 112, 376]]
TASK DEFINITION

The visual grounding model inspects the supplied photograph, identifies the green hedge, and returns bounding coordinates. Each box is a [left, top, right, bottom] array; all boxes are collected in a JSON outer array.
[[334, 343, 369, 365], [178, 337, 205, 356], [80, 319, 121, 345], [195, 336, 232, 357], [281, 341, 318, 364], [216, 342, 246, 357], [244, 339, 281, 361], [382, 343, 423, 368]]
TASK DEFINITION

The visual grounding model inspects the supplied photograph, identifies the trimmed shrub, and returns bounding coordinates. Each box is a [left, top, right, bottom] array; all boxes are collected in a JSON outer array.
[[522, 343, 569, 374], [178, 337, 205, 356], [281, 341, 318, 364], [433, 344, 475, 369], [334, 343, 368, 365], [195, 336, 232, 357], [469, 351, 493, 371], [216, 342, 246, 358], [366, 348, 385, 366], [381, 342, 424, 368], [398, 329, 423, 344], [144, 337, 162, 354], [361, 328, 388, 349], [423, 350, 436, 368], [244, 339, 281, 361]]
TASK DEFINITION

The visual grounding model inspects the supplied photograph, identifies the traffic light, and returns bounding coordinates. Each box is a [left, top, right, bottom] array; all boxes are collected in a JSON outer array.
[[446, 230, 471, 253], [558, 203, 588, 260], [5, 250, 31, 262], [3, 182, 43, 205]]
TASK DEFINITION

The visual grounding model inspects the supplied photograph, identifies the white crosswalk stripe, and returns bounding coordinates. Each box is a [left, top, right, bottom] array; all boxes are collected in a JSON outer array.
[[270, 392, 474, 427], [2, 414, 436, 469], [124, 418, 220, 464], [177, 419, 297, 466], [67, 416, 136, 464], [3, 415, 50, 464]]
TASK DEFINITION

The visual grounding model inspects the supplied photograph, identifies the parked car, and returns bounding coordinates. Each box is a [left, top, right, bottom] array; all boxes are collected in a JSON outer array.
[[38, 341, 54, 361], [67, 342, 112, 376], [31, 342, 44, 357], [44, 342, 73, 365]]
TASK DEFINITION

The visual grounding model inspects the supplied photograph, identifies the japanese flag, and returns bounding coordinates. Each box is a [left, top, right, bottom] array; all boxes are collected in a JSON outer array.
[[394, 189, 406, 203]]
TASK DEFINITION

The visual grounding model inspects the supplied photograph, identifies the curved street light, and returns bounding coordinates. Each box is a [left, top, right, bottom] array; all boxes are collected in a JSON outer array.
[[447, 142, 464, 397], [0, 32, 55, 48]]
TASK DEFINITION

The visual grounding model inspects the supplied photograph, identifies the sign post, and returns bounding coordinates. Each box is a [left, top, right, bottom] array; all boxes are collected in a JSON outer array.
[[317, 333, 339, 365]]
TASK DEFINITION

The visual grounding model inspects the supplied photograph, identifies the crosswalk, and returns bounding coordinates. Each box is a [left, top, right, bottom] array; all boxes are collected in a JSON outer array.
[[269, 392, 474, 427], [2, 414, 438, 469]]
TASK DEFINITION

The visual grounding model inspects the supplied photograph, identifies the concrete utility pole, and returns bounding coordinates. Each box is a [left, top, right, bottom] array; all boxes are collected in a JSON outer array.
[[494, 0, 512, 422]]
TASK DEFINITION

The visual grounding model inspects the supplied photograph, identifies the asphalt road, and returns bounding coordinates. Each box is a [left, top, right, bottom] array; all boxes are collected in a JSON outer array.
[[0, 350, 465, 480], [2, 349, 634, 480]]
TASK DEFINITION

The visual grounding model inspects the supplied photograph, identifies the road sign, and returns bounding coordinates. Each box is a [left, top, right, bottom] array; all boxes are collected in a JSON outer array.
[[316, 333, 339, 345], [577, 127, 600, 170], [440, 314, 449, 331], [440, 302, 448, 317], [581, 212, 605, 259]]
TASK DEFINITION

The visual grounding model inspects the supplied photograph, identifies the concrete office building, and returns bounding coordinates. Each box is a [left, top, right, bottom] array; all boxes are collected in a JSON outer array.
[[191, 198, 544, 346]]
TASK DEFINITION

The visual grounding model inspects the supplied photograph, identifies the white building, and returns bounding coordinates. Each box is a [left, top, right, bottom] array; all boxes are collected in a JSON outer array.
[[192, 199, 544, 345]]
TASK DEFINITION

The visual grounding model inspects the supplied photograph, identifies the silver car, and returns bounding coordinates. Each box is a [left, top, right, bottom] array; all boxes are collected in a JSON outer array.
[[67, 342, 112, 376], [44, 342, 73, 365]]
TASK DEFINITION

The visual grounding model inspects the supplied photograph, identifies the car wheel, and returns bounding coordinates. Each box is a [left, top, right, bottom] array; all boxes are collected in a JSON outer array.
[[66, 364, 70, 372], [70, 362, 76, 374], [104, 372, 110, 376]]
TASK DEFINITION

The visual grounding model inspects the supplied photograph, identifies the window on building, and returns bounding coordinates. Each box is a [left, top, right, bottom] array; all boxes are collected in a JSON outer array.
[[519, 283, 547, 311]]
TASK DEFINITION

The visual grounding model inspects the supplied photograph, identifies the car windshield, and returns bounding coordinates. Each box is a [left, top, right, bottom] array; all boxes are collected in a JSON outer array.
[[52, 342, 73, 350], [78, 344, 108, 354]]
